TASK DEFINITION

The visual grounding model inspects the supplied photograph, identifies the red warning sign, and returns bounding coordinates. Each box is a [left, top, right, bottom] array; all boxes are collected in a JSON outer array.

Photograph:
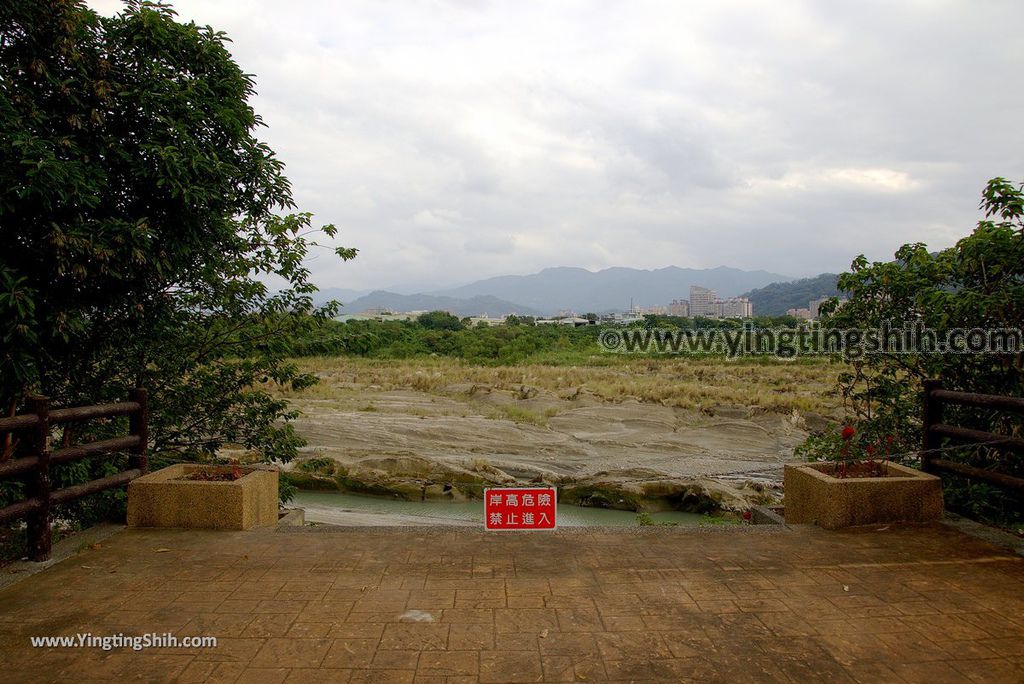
[[484, 487, 557, 530]]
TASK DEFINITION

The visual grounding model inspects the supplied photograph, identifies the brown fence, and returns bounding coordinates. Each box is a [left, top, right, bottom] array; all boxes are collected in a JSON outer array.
[[921, 379, 1024, 492], [0, 389, 148, 561]]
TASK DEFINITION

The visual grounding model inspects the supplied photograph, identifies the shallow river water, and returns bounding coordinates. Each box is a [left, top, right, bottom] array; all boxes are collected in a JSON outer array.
[[293, 490, 709, 527]]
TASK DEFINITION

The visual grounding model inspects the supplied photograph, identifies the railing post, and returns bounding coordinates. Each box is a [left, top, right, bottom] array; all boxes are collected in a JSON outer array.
[[128, 388, 148, 474], [25, 395, 51, 561], [921, 379, 943, 473]]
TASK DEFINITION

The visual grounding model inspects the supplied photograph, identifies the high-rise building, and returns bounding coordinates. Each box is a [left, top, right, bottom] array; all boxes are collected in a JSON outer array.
[[679, 287, 752, 319], [668, 299, 689, 317], [718, 297, 753, 318], [689, 286, 717, 317]]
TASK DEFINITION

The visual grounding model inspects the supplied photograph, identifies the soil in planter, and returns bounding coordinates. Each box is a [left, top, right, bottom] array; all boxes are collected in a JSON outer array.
[[820, 461, 890, 479], [177, 469, 244, 482]]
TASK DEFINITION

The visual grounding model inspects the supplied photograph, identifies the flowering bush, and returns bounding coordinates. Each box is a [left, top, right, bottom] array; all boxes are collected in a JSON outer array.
[[796, 425, 895, 479]]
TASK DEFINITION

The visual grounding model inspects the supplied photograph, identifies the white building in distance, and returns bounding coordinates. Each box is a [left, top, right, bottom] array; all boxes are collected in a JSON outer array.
[[715, 297, 753, 318], [689, 286, 717, 316], [668, 299, 690, 317]]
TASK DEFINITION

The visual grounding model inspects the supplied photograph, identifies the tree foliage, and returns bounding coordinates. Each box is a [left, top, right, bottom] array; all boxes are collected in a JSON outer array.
[[0, 0, 353, 507], [810, 178, 1024, 524], [416, 310, 464, 331], [293, 313, 811, 367]]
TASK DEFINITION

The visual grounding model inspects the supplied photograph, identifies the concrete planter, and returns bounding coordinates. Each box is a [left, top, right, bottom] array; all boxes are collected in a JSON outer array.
[[784, 461, 942, 530], [127, 464, 279, 530]]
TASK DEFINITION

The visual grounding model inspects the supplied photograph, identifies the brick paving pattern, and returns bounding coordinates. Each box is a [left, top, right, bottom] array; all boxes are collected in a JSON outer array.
[[1, 523, 1023, 682]]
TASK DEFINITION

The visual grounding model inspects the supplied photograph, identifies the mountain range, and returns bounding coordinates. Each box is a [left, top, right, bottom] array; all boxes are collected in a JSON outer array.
[[335, 291, 544, 318], [322, 265, 805, 317], [427, 266, 792, 314]]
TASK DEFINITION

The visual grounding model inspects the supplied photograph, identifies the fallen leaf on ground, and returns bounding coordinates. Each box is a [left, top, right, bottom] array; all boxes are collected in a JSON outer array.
[[153, 548, 171, 553]]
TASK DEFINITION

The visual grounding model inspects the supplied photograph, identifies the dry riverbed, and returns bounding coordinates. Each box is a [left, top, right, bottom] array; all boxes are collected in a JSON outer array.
[[278, 356, 844, 514]]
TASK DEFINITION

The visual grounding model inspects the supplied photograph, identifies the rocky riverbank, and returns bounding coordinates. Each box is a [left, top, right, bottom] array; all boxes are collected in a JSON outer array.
[[282, 372, 837, 513]]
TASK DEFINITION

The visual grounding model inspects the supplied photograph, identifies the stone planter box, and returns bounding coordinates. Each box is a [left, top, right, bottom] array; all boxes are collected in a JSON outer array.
[[784, 461, 942, 530], [127, 464, 278, 530]]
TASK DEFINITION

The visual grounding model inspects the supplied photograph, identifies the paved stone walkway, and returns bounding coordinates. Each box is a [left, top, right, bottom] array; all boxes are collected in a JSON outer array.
[[1, 523, 1023, 682]]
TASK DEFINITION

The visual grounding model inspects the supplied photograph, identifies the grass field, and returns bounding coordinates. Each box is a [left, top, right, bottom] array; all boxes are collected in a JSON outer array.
[[285, 354, 846, 417]]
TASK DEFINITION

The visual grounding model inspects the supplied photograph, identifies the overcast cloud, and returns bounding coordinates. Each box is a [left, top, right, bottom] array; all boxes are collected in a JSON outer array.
[[91, 0, 1024, 291]]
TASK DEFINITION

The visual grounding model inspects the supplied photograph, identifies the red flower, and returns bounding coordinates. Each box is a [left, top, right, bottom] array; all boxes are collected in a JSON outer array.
[[841, 425, 855, 441], [866, 444, 876, 456]]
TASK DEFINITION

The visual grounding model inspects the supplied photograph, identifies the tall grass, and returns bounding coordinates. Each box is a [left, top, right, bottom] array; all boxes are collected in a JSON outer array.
[[285, 355, 843, 415]]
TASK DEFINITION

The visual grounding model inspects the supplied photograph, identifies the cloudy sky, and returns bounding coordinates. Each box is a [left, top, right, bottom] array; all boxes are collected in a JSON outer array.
[[92, 0, 1024, 292]]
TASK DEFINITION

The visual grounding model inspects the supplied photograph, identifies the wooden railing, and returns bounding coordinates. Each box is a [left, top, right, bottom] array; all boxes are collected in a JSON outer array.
[[0, 389, 148, 561], [921, 380, 1024, 492]]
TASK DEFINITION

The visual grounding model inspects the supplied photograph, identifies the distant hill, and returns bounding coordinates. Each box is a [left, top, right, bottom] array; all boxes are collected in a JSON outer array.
[[741, 273, 842, 316], [431, 266, 793, 315], [343, 291, 543, 317], [313, 287, 369, 306]]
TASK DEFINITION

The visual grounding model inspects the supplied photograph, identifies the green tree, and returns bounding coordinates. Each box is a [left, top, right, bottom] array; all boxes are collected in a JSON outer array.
[[0, 2, 354, 500], [810, 178, 1024, 524], [417, 310, 464, 331], [772, 314, 800, 328]]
